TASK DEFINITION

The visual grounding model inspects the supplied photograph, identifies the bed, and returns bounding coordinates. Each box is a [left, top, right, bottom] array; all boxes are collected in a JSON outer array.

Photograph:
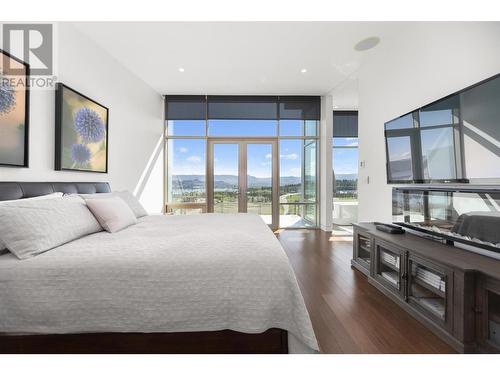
[[0, 182, 318, 354]]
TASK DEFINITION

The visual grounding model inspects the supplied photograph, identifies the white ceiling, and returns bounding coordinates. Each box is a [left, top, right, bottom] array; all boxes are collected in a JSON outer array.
[[331, 77, 359, 109], [72, 22, 405, 96]]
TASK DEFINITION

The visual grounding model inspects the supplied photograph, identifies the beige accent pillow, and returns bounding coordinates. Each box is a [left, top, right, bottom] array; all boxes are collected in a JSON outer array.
[[79, 191, 148, 218], [85, 196, 137, 233]]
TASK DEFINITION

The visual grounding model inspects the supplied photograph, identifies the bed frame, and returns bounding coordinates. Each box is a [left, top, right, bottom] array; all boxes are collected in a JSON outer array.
[[0, 181, 288, 354], [0, 330, 288, 354]]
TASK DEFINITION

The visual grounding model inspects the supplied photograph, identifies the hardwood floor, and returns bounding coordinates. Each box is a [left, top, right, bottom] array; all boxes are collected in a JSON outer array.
[[276, 228, 456, 354]]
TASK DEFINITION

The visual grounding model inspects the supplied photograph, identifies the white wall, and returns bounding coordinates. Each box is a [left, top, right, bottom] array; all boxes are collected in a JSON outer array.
[[357, 22, 500, 222], [331, 78, 358, 110], [0, 23, 164, 213]]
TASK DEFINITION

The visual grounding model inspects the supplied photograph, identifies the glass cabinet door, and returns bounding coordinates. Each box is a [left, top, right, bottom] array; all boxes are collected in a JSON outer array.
[[475, 276, 500, 353], [355, 232, 372, 270], [374, 240, 405, 297], [352, 229, 373, 276], [407, 255, 452, 331], [487, 291, 500, 349]]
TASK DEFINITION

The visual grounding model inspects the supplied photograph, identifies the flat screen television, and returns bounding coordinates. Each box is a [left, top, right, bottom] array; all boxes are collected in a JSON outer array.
[[385, 73, 500, 184]]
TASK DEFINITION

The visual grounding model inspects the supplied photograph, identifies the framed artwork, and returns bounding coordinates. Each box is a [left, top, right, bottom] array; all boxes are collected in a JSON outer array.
[[0, 48, 30, 167], [55, 83, 109, 173]]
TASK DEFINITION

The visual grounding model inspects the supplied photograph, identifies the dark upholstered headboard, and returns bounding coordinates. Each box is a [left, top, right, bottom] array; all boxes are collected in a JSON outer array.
[[0, 182, 111, 201]]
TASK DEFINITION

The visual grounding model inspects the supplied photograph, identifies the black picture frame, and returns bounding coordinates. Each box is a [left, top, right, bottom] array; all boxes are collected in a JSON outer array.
[[0, 48, 30, 168], [55, 83, 109, 173]]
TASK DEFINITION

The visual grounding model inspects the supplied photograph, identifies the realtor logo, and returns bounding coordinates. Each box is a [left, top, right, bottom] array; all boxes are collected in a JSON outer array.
[[2, 23, 53, 75]]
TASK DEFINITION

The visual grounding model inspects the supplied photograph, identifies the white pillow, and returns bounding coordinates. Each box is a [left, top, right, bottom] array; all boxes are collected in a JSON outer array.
[[79, 191, 148, 218], [0, 192, 64, 254], [0, 195, 102, 260], [85, 196, 137, 233]]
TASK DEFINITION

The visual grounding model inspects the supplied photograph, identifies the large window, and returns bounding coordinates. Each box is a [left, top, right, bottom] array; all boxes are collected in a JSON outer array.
[[208, 120, 277, 137], [166, 139, 206, 203], [165, 95, 320, 228], [246, 143, 273, 221], [167, 120, 206, 136], [279, 120, 318, 137], [333, 137, 358, 200], [212, 143, 239, 213], [279, 139, 318, 227], [332, 111, 359, 226]]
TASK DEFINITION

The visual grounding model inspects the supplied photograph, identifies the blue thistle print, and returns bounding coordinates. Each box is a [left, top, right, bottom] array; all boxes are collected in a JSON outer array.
[[71, 143, 91, 165], [0, 73, 17, 115], [74, 108, 105, 143]]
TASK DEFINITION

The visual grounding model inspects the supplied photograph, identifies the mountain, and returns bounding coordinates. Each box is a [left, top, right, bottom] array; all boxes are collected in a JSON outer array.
[[279, 176, 301, 185], [172, 174, 356, 187], [172, 174, 301, 189], [335, 173, 358, 181], [172, 175, 206, 182]]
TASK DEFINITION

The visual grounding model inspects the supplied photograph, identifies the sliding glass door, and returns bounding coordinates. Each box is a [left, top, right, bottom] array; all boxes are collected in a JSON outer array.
[[207, 139, 279, 229], [246, 143, 275, 225], [211, 143, 240, 214]]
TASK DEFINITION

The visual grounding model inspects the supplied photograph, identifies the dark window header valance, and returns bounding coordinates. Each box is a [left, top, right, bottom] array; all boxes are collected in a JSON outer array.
[[207, 96, 278, 120], [165, 95, 321, 121], [279, 96, 321, 120], [333, 111, 358, 137], [165, 96, 206, 120]]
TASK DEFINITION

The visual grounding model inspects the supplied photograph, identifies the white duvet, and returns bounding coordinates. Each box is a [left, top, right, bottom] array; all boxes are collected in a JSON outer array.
[[0, 214, 318, 353]]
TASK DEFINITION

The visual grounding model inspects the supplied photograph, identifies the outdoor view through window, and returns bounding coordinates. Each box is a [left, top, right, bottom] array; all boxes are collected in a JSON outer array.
[[332, 111, 359, 226], [165, 96, 320, 228], [332, 137, 359, 225]]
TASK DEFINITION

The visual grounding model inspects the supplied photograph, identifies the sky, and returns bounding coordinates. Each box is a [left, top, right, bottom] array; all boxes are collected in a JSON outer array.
[[332, 138, 359, 175], [333, 148, 358, 175], [168, 120, 359, 177]]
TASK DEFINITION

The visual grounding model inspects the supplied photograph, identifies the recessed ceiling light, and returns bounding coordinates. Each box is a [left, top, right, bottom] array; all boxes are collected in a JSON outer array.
[[354, 36, 380, 51], [178, 67, 185, 73], [300, 68, 308, 73]]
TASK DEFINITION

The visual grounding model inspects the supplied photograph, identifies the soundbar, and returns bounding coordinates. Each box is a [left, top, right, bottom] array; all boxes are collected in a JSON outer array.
[[374, 222, 405, 234]]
